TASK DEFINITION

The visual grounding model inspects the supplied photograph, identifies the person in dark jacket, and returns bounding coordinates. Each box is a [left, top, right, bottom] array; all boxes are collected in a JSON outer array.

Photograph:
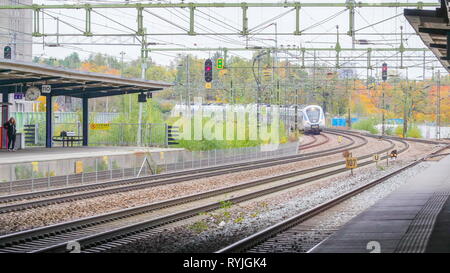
[[3, 117, 17, 151]]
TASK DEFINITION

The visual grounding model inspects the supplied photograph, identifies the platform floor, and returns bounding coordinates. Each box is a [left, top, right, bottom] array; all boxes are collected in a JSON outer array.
[[311, 154, 450, 253], [0, 146, 184, 164]]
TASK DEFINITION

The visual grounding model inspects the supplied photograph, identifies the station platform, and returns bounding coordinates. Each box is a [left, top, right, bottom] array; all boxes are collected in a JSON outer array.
[[311, 154, 450, 253], [0, 146, 183, 165]]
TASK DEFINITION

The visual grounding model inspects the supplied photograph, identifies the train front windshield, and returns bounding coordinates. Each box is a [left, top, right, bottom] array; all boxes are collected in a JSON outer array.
[[305, 108, 320, 123]]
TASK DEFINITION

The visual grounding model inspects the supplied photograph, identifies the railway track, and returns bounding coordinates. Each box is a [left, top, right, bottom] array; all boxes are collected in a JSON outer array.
[[298, 135, 317, 148], [0, 131, 362, 213], [216, 144, 448, 253], [0, 134, 404, 253], [300, 134, 330, 150]]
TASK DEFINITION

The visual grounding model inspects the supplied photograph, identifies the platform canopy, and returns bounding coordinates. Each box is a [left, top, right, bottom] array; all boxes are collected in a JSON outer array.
[[405, 0, 450, 72], [0, 59, 173, 98]]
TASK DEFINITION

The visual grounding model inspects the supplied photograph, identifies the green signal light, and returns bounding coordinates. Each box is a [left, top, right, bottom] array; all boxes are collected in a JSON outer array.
[[216, 58, 224, 69]]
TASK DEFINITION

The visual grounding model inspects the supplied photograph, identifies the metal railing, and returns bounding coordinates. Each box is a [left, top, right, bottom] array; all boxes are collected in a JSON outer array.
[[29, 122, 168, 147], [0, 141, 299, 195]]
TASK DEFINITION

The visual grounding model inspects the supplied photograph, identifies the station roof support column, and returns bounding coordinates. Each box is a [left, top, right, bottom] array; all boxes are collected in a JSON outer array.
[[1, 89, 9, 148], [45, 94, 52, 148], [82, 96, 88, 146]]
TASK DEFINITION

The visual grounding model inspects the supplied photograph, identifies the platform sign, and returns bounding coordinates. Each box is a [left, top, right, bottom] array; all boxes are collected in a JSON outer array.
[[90, 123, 111, 130], [75, 161, 83, 174], [14, 93, 24, 100], [41, 85, 51, 94]]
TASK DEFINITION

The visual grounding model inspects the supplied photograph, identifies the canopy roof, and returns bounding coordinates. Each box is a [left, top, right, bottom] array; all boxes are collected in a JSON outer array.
[[405, 0, 450, 72], [0, 59, 173, 98]]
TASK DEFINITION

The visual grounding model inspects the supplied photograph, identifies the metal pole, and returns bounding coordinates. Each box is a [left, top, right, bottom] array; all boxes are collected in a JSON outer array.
[[436, 70, 441, 140], [95, 158, 98, 183], [382, 82, 385, 135], [47, 163, 51, 188]]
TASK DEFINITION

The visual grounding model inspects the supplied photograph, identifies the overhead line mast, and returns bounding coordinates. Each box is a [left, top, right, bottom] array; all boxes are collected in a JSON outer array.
[[0, 2, 438, 39]]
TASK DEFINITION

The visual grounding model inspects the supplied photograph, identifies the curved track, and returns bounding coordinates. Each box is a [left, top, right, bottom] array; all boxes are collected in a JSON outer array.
[[0, 132, 401, 253], [216, 141, 449, 253], [300, 134, 330, 150], [0, 131, 363, 213]]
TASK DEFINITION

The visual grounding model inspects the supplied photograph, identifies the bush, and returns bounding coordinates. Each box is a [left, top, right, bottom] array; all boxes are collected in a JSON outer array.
[[394, 125, 422, 138], [408, 126, 422, 138], [385, 127, 394, 136], [352, 118, 379, 134], [168, 115, 289, 151]]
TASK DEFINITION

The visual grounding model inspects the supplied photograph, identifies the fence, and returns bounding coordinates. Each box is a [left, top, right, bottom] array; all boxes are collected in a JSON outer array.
[[0, 141, 299, 195], [11, 112, 119, 132], [24, 121, 168, 147]]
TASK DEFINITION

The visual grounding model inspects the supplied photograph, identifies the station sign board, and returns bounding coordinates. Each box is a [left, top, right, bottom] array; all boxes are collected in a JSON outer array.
[[14, 93, 24, 100], [90, 123, 111, 130], [41, 85, 51, 94]]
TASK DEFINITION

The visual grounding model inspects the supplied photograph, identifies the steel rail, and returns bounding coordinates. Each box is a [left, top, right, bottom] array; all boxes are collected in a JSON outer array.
[[0, 134, 399, 253], [301, 134, 330, 150], [42, 137, 402, 253], [298, 135, 318, 149], [0, 132, 360, 212], [217, 143, 448, 253]]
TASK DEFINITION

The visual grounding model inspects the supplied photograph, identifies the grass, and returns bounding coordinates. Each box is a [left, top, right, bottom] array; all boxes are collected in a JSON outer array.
[[351, 118, 379, 134]]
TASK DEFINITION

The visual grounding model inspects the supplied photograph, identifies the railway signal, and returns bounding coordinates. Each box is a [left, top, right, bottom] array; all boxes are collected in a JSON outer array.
[[381, 63, 387, 81], [262, 66, 271, 80], [205, 58, 213, 82], [390, 149, 398, 160], [3, 46, 11, 59], [167, 125, 179, 145], [216, 57, 224, 69]]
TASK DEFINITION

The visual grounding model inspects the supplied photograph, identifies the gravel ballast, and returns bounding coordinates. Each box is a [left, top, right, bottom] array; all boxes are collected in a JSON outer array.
[[0, 133, 396, 234], [104, 152, 437, 253]]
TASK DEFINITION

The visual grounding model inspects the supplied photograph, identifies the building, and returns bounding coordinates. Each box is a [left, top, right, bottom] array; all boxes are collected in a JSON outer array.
[[0, 0, 34, 112]]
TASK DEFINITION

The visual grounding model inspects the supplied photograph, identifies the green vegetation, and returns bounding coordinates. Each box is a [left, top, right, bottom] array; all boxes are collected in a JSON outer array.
[[89, 98, 167, 146], [189, 221, 209, 233], [167, 115, 289, 151], [395, 125, 422, 138], [385, 127, 395, 136], [352, 118, 379, 134]]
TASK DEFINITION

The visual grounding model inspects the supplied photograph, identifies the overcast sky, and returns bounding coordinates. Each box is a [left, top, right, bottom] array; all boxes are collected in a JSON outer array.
[[24, 0, 447, 79]]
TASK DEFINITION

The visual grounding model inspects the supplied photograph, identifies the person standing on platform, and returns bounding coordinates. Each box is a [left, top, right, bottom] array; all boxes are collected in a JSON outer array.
[[3, 117, 17, 151]]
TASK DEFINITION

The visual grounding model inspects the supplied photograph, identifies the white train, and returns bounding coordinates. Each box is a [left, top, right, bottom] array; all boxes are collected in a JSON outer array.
[[171, 103, 325, 134], [301, 105, 325, 134]]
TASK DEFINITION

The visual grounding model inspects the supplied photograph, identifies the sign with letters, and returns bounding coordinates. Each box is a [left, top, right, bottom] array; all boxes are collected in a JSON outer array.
[[14, 93, 24, 100], [90, 123, 111, 130], [41, 85, 51, 94]]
